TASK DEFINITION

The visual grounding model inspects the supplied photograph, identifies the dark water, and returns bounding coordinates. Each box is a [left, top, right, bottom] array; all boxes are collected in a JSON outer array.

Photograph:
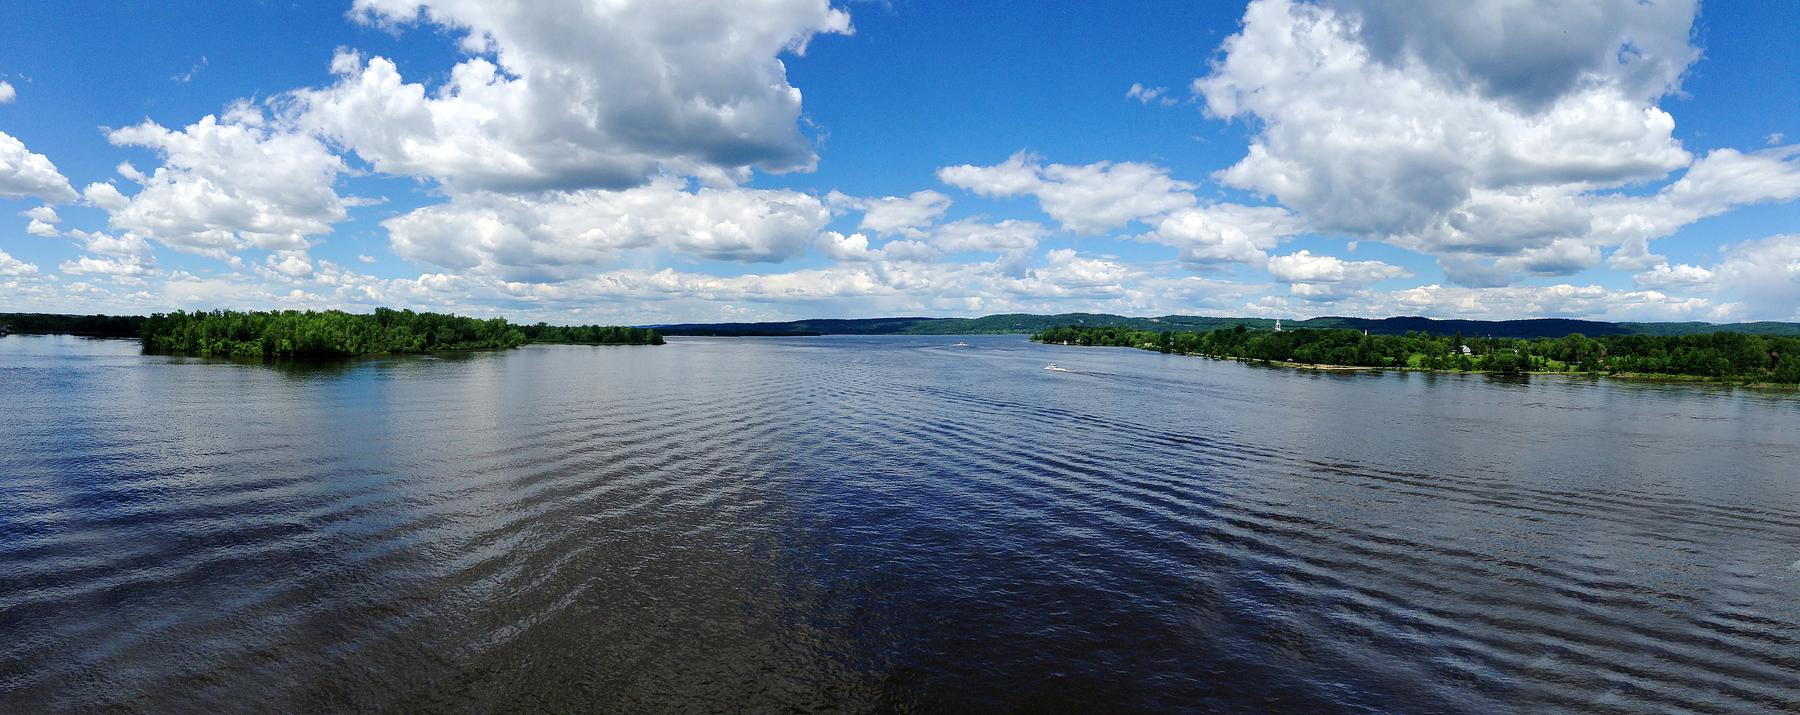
[[3, 333, 1800, 713]]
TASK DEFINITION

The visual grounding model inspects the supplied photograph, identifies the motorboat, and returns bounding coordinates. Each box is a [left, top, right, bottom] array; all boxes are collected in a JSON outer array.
[[1044, 363, 1070, 372], [953, 340, 970, 347]]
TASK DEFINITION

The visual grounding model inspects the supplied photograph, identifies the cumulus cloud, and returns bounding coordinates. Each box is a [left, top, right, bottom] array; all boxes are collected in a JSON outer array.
[[99, 105, 352, 258], [59, 255, 154, 278], [938, 151, 1196, 233], [1138, 203, 1307, 267], [829, 190, 951, 237], [81, 182, 129, 212], [1376, 283, 1732, 322], [815, 231, 936, 263], [0, 131, 78, 202], [0, 248, 37, 277], [265, 252, 315, 280], [1709, 235, 1800, 320], [1623, 235, 1800, 320], [22, 205, 61, 237], [1597, 145, 1800, 270], [10, 0, 1792, 326], [1267, 249, 1410, 300], [290, 0, 852, 191], [1508, 239, 1603, 274], [380, 180, 831, 281], [1193, 0, 1702, 280], [929, 218, 1047, 255], [1329, 0, 1698, 110], [0, 81, 15, 104], [1634, 262, 1714, 290], [1020, 248, 1130, 294], [65, 229, 154, 260]]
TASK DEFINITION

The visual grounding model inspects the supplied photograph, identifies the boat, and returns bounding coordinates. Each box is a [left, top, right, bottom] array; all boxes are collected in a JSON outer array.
[[953, 340, 969, 347], [1044, 363, 1070, 372]]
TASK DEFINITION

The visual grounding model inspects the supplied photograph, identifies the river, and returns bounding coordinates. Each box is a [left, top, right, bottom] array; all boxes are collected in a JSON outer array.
[[3, 333, 1798, 712]]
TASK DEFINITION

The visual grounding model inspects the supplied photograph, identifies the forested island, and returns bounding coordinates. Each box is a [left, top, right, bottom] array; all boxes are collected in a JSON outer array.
[[1033, 325, 1800, 386], [139, 309, 662, 358]]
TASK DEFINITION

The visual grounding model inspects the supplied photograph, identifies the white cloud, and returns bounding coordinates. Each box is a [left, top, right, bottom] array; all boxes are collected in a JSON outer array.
[[381, 180, 831, 281], [938, 151, 1196, 233], [22, 204, 61, 237], [1021, 248, 1130, 293], [1634, 262, 1714, 290], [81, 182, 129, 212], [358, 253, 377, 264], [1496, 238, 1604, 277], [929, 218, 1047, 255], [1139, 203, 1307, 266], [0, 81, 15, 104], [830, 190, 951, 237], [1375, 283, 1732, 322], [1328, 0, 1698, 110], [290, 0, 852, 191], [1597, 145, 1800, 270], [23, 205, 58, 223], [1625, 235, 1800, 320], [65, 229, 154, 259], [1126, 83, 1177, 107], [0, 131, 78, 202], [266, 252, 315, 279], [1267, 249, 1410, 301], [0, 248, 37, 277], [1194, 0, 1698, 269], [59, 256, 153, 277], [1710, 235, 1800, 320], [937, 151, 1042, 197], [100, 105, 352, 258], [172, 56, 208, 83], [815, 231, 936, 263]]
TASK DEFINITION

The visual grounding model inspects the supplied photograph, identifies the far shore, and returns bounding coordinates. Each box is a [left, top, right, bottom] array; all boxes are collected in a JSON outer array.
[[1050, 342, 1800, 390]]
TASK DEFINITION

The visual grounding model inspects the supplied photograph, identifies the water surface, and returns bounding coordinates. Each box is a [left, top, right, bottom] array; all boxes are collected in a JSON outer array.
[[3, 333, 1799, 712]]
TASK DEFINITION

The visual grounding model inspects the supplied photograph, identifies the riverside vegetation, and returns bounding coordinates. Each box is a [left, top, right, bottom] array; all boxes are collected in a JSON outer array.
[[1032, 325, 1800, 386], [139, 308, 663, 358]]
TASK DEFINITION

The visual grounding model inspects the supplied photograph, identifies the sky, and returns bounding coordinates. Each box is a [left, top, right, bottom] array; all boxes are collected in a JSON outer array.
[[1, 0, 1797, 324]]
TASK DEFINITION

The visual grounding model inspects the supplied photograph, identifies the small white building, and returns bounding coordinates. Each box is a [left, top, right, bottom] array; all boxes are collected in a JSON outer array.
[[1273, 319, 1283, 333]]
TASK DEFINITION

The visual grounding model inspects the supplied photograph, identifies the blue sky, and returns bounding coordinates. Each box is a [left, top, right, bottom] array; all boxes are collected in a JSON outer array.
[[1, 0, 1797, 323]]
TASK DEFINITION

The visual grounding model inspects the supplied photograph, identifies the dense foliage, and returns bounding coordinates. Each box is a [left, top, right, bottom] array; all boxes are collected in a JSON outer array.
[[140, 309, 661, 357], [0, 312, 141, 337], [517, 322, 664, 346], [1032, 325, 1800, 385]]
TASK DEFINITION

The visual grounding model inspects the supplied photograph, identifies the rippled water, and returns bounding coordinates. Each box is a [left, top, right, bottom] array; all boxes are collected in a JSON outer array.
[[3, 333, 1800, 712]]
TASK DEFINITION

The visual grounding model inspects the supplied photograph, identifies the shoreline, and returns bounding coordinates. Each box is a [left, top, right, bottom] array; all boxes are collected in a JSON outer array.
[[1041, 341, 1799, 391]]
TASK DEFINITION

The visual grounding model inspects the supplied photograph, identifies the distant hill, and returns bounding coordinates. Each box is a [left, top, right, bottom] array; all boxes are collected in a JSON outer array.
[[656, 313, 1800, 339], [8, 310, 1796, 341]]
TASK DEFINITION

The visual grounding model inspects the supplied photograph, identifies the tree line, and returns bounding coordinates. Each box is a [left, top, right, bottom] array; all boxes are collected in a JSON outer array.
[[139, 308, 662, 358], [0, 312, 142, 337], [1032, 325, 1800, 385]]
